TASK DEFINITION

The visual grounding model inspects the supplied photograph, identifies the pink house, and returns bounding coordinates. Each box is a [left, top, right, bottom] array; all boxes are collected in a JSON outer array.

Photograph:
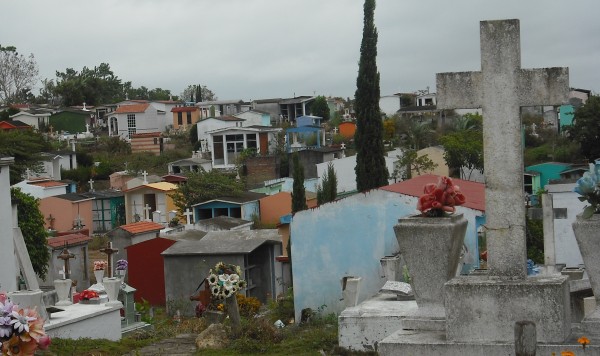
[[39, 193, 94, 236]]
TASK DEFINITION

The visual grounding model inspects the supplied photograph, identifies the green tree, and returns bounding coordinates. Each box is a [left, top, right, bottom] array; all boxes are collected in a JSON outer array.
[[148, 88, 172, 101], [54, 63, 124, 106], [180, 84, 217, 103], [0, 106, 20, 121], [169, 169, 244, 213], [11, 188, 50, 280], [354, 0, 388, 191], [0, 45, 39, 104], [567, 95, 600, 160], [0, 130, 51, 184], [291, 153, 308, 213], [310, 95, 330, 121], [440, 128, 483, 179], [392, 150, 438, 181], [317, 162, 337, 205]]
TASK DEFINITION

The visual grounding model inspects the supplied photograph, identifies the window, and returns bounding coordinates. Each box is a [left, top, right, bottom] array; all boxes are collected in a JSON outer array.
[[127, 114, 136, 137], [186, 112, 192, 125], [177, 112, 183, 125], [225, 134, 245, 164], [246, 134, 257, 150]]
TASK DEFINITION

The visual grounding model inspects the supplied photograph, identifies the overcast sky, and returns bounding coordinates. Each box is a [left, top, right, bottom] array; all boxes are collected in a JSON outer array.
[[2, 1, 599, 101]]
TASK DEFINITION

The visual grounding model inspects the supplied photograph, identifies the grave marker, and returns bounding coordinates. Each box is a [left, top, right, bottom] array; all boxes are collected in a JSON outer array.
[[436, 19, 568, 279]]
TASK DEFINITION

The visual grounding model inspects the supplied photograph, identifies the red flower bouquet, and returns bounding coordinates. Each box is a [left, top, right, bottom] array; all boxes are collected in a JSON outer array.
[[417, 176, 466, 217], [79, 290, 99, 301]]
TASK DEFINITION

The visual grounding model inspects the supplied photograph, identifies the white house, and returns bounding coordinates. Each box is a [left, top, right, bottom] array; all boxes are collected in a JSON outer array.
[[196, 100, 251, 119], [208, 126, 282, 169], [196, 116, 245, 152], [108, 100, 179, 140], [379, 94, 402, 116], [234, 110, 272, 127], [315, 154, 397, 193], [9, 110, 51, 130], [12, 178, 68, 199]]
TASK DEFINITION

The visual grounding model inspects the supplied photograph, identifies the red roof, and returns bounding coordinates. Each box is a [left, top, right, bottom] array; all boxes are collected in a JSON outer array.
[[380, 174, 485, 212], [171, 106, 198, 113], [47, 233, 92, 248], [120, 221, 164, 235], [28, 180, 67, 188], [114, 103, 150, 114]]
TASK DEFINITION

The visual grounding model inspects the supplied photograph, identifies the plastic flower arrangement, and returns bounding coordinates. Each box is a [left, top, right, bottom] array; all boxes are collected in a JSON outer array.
[[93, 260, 107, 271], [417, 176, 466, 217], [207, 262, 247, 300], [574, 162, 600, 219], [116, 259, 128, 271], [0, 294, 51, 355], [79, 290, 99, 301]]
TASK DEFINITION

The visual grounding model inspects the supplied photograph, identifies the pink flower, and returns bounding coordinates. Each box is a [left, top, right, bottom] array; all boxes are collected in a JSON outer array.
[[37, 334, 51, 350], [416, 176, 466, 216]]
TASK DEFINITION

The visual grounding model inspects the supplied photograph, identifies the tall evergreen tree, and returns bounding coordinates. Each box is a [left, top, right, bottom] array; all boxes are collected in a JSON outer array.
[[354, 0, 388, 191], [317, 162, 338, 205], [291, 153, 308, 213]]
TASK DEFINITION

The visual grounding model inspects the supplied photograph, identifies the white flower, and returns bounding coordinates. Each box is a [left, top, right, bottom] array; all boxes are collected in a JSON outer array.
[[224, 280, 233, 291], [208, 274, 218, 285], [219, 274, 229, 283], [229, 274, 239, 283]]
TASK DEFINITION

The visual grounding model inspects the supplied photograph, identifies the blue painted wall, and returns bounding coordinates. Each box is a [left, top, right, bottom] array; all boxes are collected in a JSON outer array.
[[526, 162, 571, 190], [290, 189, 484, 320]]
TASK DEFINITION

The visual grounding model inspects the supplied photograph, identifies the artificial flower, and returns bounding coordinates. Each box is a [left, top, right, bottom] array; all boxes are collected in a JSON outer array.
[[578, 336, 590, 349], [116, 259, 128, 271], [207, 274, 218, 285], [229, 274, 240, 283], [10, 310, 36, 334], [417, 176, 466, 217]]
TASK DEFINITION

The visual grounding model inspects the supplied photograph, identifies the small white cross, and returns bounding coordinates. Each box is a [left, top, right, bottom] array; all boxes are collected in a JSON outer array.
[[332, 127, 339, 134], [88, 179, 94, 192], [142, 170, 148, 184], [144, 204, 152, 221], [184, 208, 194, 225], [58, 267, 66, 279]]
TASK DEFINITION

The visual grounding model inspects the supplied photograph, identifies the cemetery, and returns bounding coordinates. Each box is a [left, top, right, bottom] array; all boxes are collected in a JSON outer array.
[[1, 0, 599, 353]]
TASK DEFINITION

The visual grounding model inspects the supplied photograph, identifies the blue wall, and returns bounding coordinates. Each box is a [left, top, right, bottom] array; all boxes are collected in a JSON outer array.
[[290, 189, 484, 320]]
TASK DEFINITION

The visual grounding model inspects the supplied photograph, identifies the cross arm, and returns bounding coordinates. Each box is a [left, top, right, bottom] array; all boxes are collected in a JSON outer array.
[[518, 67, 569, 106], [436, 71, 482, 109]]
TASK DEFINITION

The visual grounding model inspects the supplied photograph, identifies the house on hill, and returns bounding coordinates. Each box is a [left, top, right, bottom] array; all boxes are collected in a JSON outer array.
[[208, 126, 282, 169], [234, 109, 271, 127], [171, 106, 200, 131], [9, 110, 51, 130], [81, 190, 125, 234], [196, 116, 244, 152], [49, 108, 93, 134], [123, 182, 178, 224], [108, 103, 161, 140], [12, 178, 69, 199], [130, 132, 163, 155], [39, 193, 94, 236], [192, 191, 265, 221], [0, 120, 32, 131]]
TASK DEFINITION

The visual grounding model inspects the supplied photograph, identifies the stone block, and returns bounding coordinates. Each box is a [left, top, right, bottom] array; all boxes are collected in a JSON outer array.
[[444, 275, 570, 343]]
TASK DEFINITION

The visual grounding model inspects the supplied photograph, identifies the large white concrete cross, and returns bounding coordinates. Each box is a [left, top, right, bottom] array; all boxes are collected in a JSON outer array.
[[142, 170, 148, 184], [184, 208, 194, 225], [436, 19, 569, 279], [143, 204, 152, 221]]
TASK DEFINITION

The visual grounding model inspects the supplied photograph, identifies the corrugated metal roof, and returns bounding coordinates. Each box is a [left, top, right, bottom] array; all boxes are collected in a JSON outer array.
[[161, 230, 281, 256]]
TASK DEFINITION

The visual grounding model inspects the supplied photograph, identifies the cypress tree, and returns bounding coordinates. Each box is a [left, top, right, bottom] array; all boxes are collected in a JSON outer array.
[[291, 153, 308, 213], [354, 0, 388, 191]]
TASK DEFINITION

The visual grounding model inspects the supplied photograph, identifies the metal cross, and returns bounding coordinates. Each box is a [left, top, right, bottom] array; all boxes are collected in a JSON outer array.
[[57, 243, 76, 280], [99, 242, 119, 278]]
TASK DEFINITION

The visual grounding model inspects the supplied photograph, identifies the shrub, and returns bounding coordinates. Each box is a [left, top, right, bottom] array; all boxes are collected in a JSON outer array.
[[236, 294, 261, 317], [269, 287, 294, 322], [231, 316, 283, 353]]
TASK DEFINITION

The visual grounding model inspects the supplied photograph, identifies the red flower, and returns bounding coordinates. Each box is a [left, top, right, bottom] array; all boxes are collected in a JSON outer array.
[[80, 290, 99, 300], [417, 176, 466, 216]]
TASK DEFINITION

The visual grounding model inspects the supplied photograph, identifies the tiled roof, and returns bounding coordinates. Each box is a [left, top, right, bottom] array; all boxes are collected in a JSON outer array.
[[120, 221, 164, 235], [217, 116, 243, 122], [380, 174, 485, 212], [171, 106, 198, 113], [28, 180, 68, 188], [47, 233, 92, 248], [114, 103, 150, 114], [53, 193, 94, 202], [131, 132, 161, 138], [125, 182, 177, 192]]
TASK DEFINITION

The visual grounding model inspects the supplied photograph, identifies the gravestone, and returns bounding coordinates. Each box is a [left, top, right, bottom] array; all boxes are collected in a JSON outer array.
[[383, 20, 571, 353], [436, 19, 571, 343]]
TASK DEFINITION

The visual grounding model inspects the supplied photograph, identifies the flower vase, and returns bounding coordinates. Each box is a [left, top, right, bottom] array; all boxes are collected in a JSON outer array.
[[115, 269, 127, 282], [394, 213, 467, 317], [54, 279, 73, 306], [573, 213, 600, 335], [94, 269, 105, 284], [103, 277, 123, 307]]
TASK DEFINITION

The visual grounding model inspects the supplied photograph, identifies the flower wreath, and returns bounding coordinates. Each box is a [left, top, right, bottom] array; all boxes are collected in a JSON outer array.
[[207, 262, 247, 300]]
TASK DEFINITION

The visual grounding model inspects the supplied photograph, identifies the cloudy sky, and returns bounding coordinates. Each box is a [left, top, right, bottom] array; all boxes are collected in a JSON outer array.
[[2, 0, 599, 101]]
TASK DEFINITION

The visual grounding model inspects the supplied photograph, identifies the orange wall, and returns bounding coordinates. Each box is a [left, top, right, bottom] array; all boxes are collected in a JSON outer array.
[[39, 197, 93, 236], [259, 192, 292, 226], [172, 110, 201, 130], [339, 122, 356, 138]]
